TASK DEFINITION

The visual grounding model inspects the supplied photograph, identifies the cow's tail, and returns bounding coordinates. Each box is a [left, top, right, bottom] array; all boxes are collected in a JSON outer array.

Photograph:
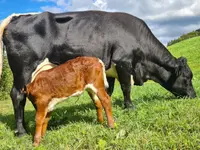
[[0, 14, 21, 79], [98, 59, 109, 89], [0, 13, 39, 80]]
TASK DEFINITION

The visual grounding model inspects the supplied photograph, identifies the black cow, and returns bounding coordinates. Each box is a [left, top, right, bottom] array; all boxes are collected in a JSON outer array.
[[0, 11, 196, 136]]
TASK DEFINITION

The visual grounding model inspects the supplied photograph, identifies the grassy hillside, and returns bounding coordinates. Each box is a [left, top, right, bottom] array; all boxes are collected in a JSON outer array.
[[0, 37, 200, 149]]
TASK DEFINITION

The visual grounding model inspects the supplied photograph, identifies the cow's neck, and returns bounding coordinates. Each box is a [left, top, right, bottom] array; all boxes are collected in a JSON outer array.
[[143, 61, 173, 88], [142, 33, 177, 73]]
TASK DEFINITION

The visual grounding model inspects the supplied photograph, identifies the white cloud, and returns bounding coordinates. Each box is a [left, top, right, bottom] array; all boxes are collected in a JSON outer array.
[[41, 6, 63, 13], [36, 0, 200, 45], [93, 0, 107, 10]]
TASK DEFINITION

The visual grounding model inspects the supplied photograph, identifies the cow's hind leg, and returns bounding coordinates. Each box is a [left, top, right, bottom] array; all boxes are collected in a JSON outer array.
[[10, 85, 27, 136], [116, 66, 135, 109], [88, 92, 103, 123], [106, 77, 115, 96]]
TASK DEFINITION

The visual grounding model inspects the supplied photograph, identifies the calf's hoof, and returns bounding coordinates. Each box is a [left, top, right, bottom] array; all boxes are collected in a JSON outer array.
[[33, 137, 41, 147], [33, 142, 40, 147]]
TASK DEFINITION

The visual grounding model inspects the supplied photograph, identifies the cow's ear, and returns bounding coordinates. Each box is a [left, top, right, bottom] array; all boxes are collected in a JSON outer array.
[[132, 49, 145, 85], [178, 57, 187, 66], [133, 63, 144, 86], [132, 48, 144, 67], [175, 57, 187, 76]]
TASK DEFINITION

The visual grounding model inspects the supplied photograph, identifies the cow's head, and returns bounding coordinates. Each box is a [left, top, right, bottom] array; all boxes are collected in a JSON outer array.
[[132, 55, 196, 98], [164, 57, 196, 98]]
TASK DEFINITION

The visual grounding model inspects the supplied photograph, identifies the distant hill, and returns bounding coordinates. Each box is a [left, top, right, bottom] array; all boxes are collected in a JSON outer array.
[[168, 36, 200, 80], [167, 29, 200, 46]]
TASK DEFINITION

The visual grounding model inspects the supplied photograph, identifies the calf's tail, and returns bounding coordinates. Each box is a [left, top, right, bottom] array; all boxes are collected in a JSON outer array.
[[98, 59, 109, 88]]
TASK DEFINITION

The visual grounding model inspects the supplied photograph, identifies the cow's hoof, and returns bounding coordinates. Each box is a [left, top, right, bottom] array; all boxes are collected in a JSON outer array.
[[14, 129, 27, 137], [124, 103, 136, 110]]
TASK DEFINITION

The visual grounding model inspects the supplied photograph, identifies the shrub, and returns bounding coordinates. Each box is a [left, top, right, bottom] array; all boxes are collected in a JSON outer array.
[[0, 57, 13, 101]]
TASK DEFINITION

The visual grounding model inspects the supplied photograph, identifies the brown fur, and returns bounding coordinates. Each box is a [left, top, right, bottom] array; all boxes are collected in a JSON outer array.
[[26, 56, 114, 146]]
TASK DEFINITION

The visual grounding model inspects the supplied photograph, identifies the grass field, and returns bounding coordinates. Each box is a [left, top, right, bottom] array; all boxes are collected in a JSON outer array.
[[0, 37, 200, 150]]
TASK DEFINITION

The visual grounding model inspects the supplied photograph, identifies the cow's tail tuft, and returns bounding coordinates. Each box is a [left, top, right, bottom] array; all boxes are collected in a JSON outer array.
[[98, 59, 109, 89]]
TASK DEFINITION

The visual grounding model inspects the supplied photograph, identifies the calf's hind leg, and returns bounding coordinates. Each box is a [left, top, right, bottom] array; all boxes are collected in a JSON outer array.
[[41, 112, 52, 137], [88, 92, 103, 123], [33, 105, 48, 147], [96, 88, 114, 128]]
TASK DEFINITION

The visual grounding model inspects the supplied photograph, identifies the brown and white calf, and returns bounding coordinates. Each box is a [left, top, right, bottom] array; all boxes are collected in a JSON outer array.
[[26, 56, 115, 146]]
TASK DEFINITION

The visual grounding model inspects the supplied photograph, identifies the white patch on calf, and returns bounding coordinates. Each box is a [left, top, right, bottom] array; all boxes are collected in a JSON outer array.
[[31, 58, 57, 82], [98, 59, 109, 88], [47, 84, 98, 112], [48, 90, 83, 112], [85, 83, 98, 93], [92, 94, 99, 102]]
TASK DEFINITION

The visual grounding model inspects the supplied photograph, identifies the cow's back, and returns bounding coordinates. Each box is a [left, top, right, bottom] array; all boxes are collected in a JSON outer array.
[[2, 10, 154, 84]]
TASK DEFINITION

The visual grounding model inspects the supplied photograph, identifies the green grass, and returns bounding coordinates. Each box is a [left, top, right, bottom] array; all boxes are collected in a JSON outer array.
[[0, 37, 200, 149]]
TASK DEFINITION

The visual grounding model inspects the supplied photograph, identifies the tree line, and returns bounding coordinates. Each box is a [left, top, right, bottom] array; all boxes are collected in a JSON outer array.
[[167, 29, 200, 46]]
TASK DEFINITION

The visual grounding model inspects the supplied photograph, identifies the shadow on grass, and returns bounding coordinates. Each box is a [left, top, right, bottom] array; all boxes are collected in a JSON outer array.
[[112, 94, 177, 108], [0, 93, 179, 135], [134, 94, 177, 102], [48, 102, 96, 129], [0, 102, 97, 135]]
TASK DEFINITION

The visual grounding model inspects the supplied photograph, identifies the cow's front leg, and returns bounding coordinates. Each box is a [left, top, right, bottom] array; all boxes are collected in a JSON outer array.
[[10, 85, 27, 136], [116, 67, 134, 109]]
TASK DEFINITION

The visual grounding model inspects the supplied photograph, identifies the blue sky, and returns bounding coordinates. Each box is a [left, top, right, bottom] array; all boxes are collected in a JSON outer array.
[[0, 0, 41, 19], [0, 0, 199, 45], [0, 0, 74, 19]]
